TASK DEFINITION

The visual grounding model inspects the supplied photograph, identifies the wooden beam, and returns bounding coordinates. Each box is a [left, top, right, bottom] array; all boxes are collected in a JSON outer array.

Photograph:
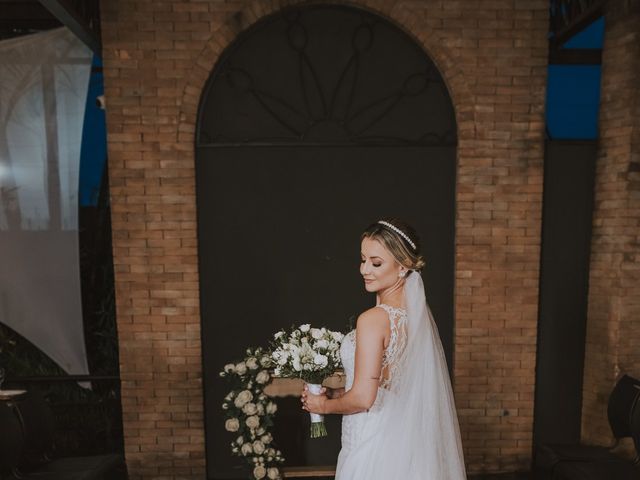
[[548, 48, 602, 65], [38, 0, 100, 54]]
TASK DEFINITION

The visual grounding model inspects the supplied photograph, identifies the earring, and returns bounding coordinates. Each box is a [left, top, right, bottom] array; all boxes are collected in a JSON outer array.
[[399, 271, 406, 278]]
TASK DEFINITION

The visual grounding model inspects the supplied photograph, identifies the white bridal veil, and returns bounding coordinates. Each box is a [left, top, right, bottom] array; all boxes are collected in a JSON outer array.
[[346, 271, 467, 479]]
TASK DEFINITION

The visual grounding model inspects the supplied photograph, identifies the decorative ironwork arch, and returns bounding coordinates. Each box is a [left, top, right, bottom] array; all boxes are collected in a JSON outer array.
[[197, 5, 457, 147]]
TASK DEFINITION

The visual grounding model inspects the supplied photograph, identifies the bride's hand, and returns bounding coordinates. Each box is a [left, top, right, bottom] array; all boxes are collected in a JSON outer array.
[[300, 384, 328, 414]]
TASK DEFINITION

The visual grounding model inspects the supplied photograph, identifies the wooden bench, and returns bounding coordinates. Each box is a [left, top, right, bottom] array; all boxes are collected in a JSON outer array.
[[282, 465, 336, 478], [264, 372, 345, 397], [266, 373, 344, 478]]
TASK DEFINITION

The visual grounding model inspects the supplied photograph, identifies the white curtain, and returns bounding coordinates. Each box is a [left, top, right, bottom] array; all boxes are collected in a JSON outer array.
[[0, 27, 92, 375]]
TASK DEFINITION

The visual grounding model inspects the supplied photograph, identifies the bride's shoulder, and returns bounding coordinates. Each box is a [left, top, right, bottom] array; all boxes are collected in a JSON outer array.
[[355, 306, 388, 330]]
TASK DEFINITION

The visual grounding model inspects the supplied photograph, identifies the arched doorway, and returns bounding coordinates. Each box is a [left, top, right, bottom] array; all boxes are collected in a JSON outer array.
[[195, 5, 457, 477]]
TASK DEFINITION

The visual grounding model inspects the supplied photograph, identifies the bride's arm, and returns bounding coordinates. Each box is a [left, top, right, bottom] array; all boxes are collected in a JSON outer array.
[[327, 387, 346, 399], [304, 308, 387, 415]]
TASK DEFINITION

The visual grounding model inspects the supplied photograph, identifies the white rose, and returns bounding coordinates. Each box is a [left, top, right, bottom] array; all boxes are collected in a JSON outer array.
[[256, 370, 270, 384], [266, 402, 277, 414], [299, 324, 310, 332], [246, 415, 260, 429], [253, 465, 267, 479], [260, 355, 271, 367], [234, 390, 253, 408], [225, 418, 240, 432], [236, 362, 247, 375], [257, 427, 265, 435], [332, 331, 344, 341], [224, 363, 236, 373], [241, 443, 253, 456], [314, 339, 329, 349], [310, 328, 323, 339], [274, 331, 285, 339], [313, 354, 328, 368], [261, 433, 272, 444], [277, 353, 288, 366], [247, 357, 259, 370], [242, 402, 258, 415], [292, 357, 301, 372], [256, 403, 265, 416], [267, 467, 280, 479], [252, 440, 265, 454], [236, 435, 244, 445]]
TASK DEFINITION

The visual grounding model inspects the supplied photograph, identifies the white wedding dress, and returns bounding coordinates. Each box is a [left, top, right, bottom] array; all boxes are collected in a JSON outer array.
[[334, 272, 467, 479], [335, 303, 408, 479]]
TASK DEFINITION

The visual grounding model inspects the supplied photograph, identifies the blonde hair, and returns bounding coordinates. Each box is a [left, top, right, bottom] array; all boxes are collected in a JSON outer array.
[[361, 218, 426, 271]]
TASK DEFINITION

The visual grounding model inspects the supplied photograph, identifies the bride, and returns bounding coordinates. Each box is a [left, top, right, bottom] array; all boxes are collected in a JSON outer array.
[[301, 218, 467, 479]]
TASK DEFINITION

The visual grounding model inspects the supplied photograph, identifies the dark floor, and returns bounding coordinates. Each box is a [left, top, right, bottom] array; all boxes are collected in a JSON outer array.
[[312, 471, 544, 480], [470, 472, 544, 480]]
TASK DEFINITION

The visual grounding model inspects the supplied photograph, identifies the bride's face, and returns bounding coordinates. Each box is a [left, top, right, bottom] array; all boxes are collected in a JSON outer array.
[[360, 237, 403, 293]]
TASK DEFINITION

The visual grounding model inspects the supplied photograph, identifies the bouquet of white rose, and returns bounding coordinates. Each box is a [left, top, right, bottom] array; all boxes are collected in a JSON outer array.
[[220, 346, 284, 479], [270, 324, 344, 438]]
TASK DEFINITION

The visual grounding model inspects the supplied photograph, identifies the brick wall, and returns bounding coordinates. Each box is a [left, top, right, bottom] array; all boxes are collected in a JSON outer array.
[[582, 0, 640, 448], [100, 0, 548, 477]]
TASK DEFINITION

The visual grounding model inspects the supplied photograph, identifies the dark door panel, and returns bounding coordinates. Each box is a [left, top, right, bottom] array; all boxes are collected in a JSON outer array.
[[196, 146, 456, 477]]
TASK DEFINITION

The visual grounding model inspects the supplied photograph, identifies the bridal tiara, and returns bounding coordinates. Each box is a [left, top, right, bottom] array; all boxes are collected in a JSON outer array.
[[377, 220, 417, 250]]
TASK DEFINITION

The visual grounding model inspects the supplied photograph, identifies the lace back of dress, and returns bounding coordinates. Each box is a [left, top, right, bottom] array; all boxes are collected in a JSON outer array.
[[376, 304, 408, 390]]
